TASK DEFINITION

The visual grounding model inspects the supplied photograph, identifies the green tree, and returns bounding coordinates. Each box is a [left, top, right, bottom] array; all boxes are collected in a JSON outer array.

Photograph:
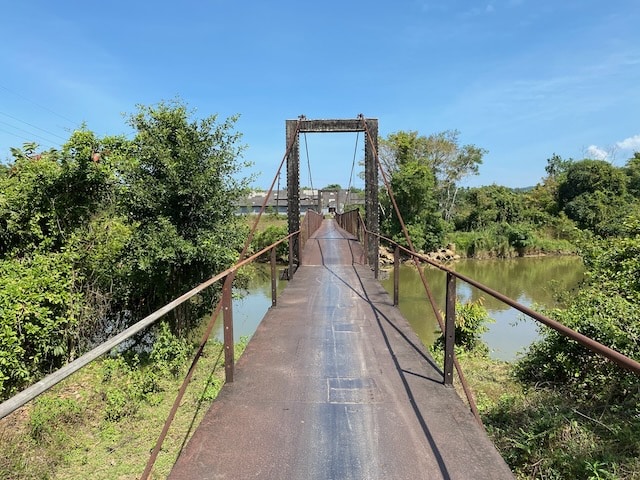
[[0, 100, 252, 396], [516, 225, 640, 402], [625, 152, 640, 198], [455, 185, 525, 231], [382, 160, 445, 251], [119, 100, 251, 332], [379, 130, 485, 222], [558, 159, 630, 236]]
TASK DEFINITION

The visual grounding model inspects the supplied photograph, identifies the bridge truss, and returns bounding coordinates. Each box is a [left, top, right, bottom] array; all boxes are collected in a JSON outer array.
[[285, 116, 380, 277]]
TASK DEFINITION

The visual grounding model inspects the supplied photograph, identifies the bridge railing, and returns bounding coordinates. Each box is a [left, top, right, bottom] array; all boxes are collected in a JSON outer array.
[[349, 212, 640, 425], [0, 228, 302, 479], [335, 208, 362, 239], [0, 232, 298, 421], [300, 209, 324, 255]]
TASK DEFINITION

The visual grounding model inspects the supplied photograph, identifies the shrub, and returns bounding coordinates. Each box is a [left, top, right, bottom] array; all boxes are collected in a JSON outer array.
[[251, 225, 288, 261]]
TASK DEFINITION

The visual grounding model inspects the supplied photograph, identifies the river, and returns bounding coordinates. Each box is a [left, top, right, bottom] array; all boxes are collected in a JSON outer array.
[[217, 256, 584, 362], [380, 256, 584, 361]]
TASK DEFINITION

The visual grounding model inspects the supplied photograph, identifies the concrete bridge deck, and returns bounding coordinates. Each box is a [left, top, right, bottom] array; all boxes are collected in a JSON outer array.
[[169, 219, 513, 479]]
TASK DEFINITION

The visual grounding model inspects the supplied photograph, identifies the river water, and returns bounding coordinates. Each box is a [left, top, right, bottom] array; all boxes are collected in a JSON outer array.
[[218, 256, 584, 362], [379, 256, 584, 361]]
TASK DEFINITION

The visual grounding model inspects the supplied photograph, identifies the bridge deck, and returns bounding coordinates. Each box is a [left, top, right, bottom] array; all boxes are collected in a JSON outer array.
[[169, 219, 513, 479]]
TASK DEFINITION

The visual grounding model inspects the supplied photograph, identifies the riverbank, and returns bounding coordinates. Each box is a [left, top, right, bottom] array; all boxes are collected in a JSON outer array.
[[0, 337, 248, 479], [380, 256, 584, 361], [449, 350, 640, 479]]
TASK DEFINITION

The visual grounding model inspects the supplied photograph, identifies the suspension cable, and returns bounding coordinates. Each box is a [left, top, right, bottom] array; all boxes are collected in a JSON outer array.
[[359, 115, 483, 427], [303, 132, 315, 194], [141, 118, 303, 479], [346, 131, 360, 208]]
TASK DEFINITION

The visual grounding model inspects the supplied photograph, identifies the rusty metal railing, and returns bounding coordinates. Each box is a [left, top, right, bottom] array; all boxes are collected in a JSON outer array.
[[347, 204, 640, 425], [381, 235, 640, 377], [1, 118, 309, 479], [335, 208, 361, 238], [355, 215, 640, 426], [0, 233, 297, 422], [297, 209, 324, 268]]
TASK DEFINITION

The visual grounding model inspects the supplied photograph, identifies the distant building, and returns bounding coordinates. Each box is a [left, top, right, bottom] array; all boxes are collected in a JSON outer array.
[[236, 189, 364, 215]]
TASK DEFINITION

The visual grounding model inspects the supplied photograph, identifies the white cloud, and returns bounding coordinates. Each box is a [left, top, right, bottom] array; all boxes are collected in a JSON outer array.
[[616, 134, 640, 151], [586, 145, 609, 160]]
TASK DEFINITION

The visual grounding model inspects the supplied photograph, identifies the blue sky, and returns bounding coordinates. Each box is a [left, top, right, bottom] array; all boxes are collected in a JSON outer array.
[[1, 0, 639, 189]]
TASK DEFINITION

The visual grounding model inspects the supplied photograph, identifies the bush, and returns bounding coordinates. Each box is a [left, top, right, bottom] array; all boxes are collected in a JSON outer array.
[[434, 298, 493, 354], [150, 321, 190, 377], [30, 395, 83, 442], [0, 252, 83, 399], [100, 356, 160, 421], [251, 225, 288, 261]]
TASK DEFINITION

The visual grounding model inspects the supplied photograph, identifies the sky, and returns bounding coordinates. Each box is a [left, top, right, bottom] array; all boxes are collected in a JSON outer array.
[[1, 0, 639, 189]]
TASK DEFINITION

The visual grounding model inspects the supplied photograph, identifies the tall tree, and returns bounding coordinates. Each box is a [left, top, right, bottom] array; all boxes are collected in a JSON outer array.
[[119, 100, 251, 331], [558, 159, 630, 236], [382, 160, 444, 251], [625, 152, 640, 198], [379, 130, 485, 222]]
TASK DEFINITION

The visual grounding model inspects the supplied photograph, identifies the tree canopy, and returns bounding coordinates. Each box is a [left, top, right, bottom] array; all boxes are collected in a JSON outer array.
[[379, 129, 486, 251], [0, 100, 250, 398]]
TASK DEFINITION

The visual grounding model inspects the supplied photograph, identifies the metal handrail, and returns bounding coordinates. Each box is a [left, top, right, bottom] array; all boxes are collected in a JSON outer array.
[[0, 232, 299, 420], [370, 227, 640, 376]]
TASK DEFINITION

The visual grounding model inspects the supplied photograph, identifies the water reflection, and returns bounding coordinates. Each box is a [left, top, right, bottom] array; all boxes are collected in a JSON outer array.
[[380, 256, 584, 361], [213, 257, 584, 362], [212, 264, 287, 343]]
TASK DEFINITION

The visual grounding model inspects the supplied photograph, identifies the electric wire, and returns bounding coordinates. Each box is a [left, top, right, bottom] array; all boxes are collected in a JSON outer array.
[[0, 110, 69, 141], [0, 119, 62, 147], [0, 84, 77, 126], [0, 126, 40, 145]]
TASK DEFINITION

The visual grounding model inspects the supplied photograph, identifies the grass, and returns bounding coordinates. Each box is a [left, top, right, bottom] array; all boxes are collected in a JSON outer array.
[[449, 351, 640, 480], [243, 212, 287, 233], [0, 336, 248, 480]]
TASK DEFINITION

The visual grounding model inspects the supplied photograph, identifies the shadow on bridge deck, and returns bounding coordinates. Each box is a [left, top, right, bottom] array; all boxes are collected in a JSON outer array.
[[169, 219, 513, 479]]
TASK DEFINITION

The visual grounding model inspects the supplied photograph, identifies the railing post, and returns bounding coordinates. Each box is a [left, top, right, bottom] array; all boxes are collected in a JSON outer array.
[[363, 230, 369, 265], [444, 272, 456, 386], [222, 274, 234, 383], [393, 245, 400, 306], [270, 246, 277, 307], [288, 234, 295, 279]]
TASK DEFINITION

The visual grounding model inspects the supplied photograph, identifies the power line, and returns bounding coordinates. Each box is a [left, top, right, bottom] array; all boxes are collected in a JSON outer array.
[[0, 110, 68, 141], [0, 83, 77, 126], [0, 119, 62, 147], [303, 132, 315, 193], [0, 125, 40, 145], [346, 131, 360, 207]]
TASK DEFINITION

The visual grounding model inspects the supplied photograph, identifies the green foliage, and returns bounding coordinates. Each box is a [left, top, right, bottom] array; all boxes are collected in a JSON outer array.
[[455, 185, 526, 230], [29, 395, 83, 442], [119, 101, 250, 332], [382, 160, 445, 251], [485, 389, 639, 479], [0, 252, 83, 399], [379, 129, 485, 223], [434, 298, 493, 354], [516, 230, 640, 402], [500, 225, 640, 477], [100, 356, 161, 421], [150, 321, 190, 377], [446, 222, 575, 258], [558, 159, 631, 236], [625, 153, 640, 197], [250, 224, 289, 261], [0, 100, 251, 397]]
